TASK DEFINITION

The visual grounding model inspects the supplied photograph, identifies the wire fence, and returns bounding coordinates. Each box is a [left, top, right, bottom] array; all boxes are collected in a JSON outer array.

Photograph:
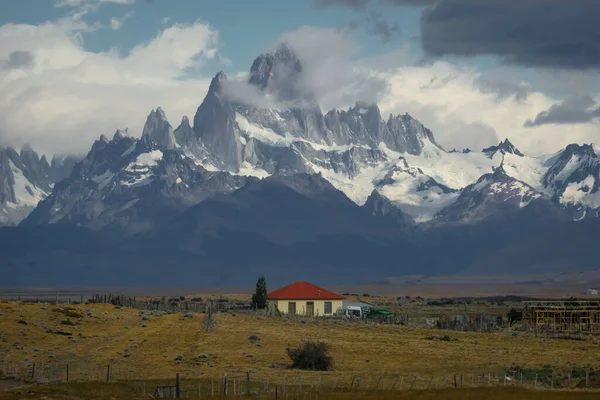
[[1, 359, 598, 398]]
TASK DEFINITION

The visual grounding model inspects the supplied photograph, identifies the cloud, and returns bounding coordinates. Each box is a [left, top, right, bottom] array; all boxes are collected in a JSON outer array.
[[276, 27, 391, 110], [421, 0, 600, 69], [2, 51, 35, 70], [524, 96, 600, 128], [376, 61, 600, 155], [0, 17, 220, 155], [220, 25, 599, 156], [110, 11, 134, 30]]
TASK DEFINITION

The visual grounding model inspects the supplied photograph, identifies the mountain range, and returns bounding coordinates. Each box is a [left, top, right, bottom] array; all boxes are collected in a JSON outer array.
[[1, 44, 599, 286]]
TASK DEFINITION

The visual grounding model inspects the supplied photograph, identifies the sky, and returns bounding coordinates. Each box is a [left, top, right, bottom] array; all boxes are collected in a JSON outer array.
[[0, 0, 598, 156]]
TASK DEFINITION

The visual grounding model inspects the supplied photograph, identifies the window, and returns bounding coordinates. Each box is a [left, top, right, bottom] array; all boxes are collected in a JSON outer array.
[[324, 302, 332, 314], [288, 302, 296, 315]]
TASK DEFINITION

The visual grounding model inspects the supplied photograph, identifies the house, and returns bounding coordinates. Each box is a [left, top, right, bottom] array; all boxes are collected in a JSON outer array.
[[267, 281, 344, 316]]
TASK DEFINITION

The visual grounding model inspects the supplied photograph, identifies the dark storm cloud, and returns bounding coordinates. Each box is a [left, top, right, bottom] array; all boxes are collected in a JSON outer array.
[[3, 51, 35, 70], [421, 0, 600, 69], [524, 96, 600, 128]]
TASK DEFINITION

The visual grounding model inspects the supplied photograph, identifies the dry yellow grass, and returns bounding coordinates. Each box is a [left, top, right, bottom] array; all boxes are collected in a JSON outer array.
[[1, 301, 599, 385]]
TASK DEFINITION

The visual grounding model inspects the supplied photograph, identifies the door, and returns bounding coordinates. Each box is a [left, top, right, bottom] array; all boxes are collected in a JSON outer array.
[[306, 301, 314, 316], [288, 302, 296, 315]]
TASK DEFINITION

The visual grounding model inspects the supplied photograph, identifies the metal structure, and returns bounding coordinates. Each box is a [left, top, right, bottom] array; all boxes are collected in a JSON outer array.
[[522, 300, 600, 335]]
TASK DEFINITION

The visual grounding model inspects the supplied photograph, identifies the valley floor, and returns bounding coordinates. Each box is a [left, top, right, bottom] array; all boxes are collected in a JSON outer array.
[[1, 301, 600, 386]]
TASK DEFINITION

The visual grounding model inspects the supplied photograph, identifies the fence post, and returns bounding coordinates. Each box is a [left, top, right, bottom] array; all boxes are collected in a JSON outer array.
[[534, 373, 538, 389], [223, 374, 228, 396], [460, 374, 463, 388], [247, 371, 251, 397], [586, 369, 589, 388], [409, 376, 417, 390], [176, 373, 181, 399], [106, 364, 110, 383], [66, 364, 69, 383], [453, 375, 457, 388], [275, 385, 278, 400]]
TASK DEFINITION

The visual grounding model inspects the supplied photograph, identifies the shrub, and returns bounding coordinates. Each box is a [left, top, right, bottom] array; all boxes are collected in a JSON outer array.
[[286, 340, 333, 371]]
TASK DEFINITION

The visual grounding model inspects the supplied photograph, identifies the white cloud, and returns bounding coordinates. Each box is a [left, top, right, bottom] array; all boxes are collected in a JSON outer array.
[[270, 26, 600, 156], [0, 17, 219, 155], [377, 62, 600, 155], [110, 11, 134, 30]]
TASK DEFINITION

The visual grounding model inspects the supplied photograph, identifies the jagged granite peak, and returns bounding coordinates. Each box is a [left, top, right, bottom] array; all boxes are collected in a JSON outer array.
[[434, 166, 543, 224], [113, 128, 129, 142], [483, 138, 524, 158], [22, 129, 253, 235], [0, 144, 77, 226], [142, 108, 176, 150], [193, 72, 241, 170], [208, 71, 228, 96], [249, 42, 302, 91], [541, 143, 600, 220], [363, 190, 414, 227]]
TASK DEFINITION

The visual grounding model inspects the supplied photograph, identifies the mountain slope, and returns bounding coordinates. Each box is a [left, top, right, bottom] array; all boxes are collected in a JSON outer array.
[[433, 166, 544, 224], [0, 146, 77, 226], [22, 110, 253, 236]]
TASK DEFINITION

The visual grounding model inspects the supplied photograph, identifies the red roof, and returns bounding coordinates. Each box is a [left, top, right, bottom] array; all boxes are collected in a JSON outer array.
[[267, 281, 344, 300]]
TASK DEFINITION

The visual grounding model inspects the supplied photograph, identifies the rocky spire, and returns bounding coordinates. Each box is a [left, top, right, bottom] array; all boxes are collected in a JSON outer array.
[[142, 107, 176, 150], [483, 138, 524, 157]]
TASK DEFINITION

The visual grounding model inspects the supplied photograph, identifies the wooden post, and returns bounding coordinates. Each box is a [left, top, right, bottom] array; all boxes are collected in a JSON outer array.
[[586, 369, 589, 388], [333, 375, 341, 391], [454, 375, 457, 388], [275, 385, 278, 400], [409, 376, 417, 390], [247, 371, 251, 397], [223, 374, 228, 396], [427, 376, 435, 389], [460, 374, 463, 388], [374, 375, 382, 391], [106, 365, 110, 383], [66, 364, 69, 382], [534, 373, 538, 389], [176, 373, 181, 398]]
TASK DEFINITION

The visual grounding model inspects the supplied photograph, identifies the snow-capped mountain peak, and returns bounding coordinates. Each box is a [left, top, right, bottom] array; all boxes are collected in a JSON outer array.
[[483, 138, 524, 158], [541, 143, 600, 220], [433, 164, 543, 224]]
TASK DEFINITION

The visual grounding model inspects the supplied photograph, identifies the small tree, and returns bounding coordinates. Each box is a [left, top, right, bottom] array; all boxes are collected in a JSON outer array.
[[251, 276, 268, 310], [287, 341, 334, 371], [507, 308, 522, 326]]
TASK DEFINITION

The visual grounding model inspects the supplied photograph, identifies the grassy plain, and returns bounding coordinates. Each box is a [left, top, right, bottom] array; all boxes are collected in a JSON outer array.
[[1, 300, 599, 383]]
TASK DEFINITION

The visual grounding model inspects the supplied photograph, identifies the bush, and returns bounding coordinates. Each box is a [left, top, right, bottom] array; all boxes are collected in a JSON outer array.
[[286, 341, 333, 371]]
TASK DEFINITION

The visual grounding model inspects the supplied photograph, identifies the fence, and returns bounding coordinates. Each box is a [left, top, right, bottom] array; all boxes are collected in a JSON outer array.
[[1, 359, 598, 398]]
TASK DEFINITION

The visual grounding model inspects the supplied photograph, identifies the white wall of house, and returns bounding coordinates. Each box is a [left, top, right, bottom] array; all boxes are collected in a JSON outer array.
[[268, 299, 343, 316]]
